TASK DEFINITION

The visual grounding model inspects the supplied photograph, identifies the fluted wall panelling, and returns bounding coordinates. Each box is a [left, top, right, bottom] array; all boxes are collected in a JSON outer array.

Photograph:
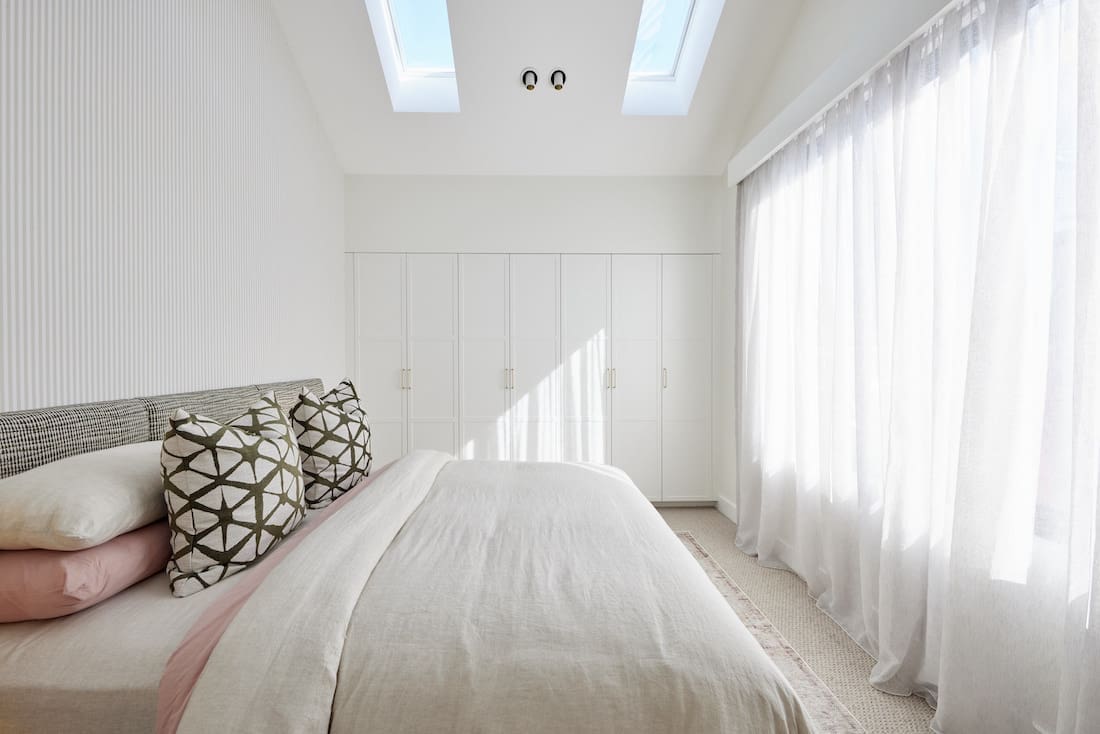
[[0, 0, 345, 411]]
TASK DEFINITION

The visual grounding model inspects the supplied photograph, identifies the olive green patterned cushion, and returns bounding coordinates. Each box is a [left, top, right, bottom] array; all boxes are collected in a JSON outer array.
[[161, 392, 306, 597], [290, 380, 372, 509]]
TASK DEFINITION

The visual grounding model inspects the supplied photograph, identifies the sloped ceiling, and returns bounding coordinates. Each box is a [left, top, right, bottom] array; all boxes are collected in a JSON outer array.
[[272, 0, 802, 176]]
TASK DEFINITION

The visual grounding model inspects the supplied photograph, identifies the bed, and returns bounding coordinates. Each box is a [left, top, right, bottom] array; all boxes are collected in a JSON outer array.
[[0, 381, 814, 734]]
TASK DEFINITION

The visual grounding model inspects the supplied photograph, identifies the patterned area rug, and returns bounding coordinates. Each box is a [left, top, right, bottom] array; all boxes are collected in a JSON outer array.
[[678, 531, 865, 734]]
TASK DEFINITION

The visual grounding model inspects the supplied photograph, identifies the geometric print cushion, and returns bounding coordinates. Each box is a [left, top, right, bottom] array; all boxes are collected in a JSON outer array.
[[290, 379, 372, 510], [324, 378, 367, 421], [160, 392, 306, 597]]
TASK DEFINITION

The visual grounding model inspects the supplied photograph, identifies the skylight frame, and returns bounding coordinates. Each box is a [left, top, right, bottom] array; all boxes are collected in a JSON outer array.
[[627, 0, 698, 82], [364, 0, 460, 113], [384, 0, 456, 78], [622, 0, 725, 116]]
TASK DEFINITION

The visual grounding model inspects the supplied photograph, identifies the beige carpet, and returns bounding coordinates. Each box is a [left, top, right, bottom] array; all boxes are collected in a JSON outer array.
[[660, 508, 935, 734], [679, 532, 864, 733]]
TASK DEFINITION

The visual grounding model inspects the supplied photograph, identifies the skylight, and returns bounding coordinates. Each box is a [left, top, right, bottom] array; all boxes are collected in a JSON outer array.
[[364, 0, 459, 112], [387, 0, 455, 76], [622, 0, 725, 116], [628, 0, 695, 79]]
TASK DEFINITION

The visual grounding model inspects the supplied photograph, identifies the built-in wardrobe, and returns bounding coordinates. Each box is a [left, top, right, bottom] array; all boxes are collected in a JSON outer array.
[[348, 252, 715, 502]]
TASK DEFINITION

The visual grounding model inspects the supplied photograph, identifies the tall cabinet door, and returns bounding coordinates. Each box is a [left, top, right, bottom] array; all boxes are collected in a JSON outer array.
[[611, 255, 662, 500], [661, 255, 713, 500], [510, 254, 561, 461], [355, 253, 406, 468], [459, 254, 510, 459], [407, 254, 459, 454], [561, 254, 610, 464]]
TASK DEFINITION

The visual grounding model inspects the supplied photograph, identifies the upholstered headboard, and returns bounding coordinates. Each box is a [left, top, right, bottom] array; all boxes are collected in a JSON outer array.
[[0, 378, 324, 479]]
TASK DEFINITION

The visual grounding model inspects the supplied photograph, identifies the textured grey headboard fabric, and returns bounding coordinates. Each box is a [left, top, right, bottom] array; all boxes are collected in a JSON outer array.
[[0, 378, 323, 479]]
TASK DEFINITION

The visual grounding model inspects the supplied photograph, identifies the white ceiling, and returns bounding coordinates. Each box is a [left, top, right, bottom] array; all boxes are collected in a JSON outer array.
[[272, 0, 803, 176]]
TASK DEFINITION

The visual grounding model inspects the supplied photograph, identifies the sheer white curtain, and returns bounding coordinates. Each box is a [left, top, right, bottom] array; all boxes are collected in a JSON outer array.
[[736, 0, 1098, 731]]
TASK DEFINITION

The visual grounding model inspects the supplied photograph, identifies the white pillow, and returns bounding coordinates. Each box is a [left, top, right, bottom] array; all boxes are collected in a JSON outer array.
[[0, 441, 165, 550]]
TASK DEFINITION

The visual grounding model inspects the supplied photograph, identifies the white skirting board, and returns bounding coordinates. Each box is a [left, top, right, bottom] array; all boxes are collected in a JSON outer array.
[[716, 494, 737, 525], [652, 501, 717, 509]]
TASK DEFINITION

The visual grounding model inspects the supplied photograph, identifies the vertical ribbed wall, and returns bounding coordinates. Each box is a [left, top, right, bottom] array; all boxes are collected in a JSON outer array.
[[0, 0, 345, 410]]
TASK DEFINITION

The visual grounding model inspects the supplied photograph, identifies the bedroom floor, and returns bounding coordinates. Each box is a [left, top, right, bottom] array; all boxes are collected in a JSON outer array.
[[658, 508, 935, 734]]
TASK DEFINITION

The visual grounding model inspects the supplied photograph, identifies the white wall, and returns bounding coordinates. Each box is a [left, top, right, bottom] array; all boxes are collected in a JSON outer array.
[[0, 0, 345, 411], [715, 184, 739, 520], [346, 175, 724, 254], [727, 0, 954, 183]]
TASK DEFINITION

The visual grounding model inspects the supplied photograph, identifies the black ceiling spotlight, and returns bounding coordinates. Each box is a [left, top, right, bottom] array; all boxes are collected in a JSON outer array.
[[521, 68, 538, 91], [550, 69, 566, 90]]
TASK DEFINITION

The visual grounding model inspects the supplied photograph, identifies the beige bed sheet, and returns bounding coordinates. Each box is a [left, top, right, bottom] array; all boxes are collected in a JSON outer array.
[[0, 560, 240, 733]]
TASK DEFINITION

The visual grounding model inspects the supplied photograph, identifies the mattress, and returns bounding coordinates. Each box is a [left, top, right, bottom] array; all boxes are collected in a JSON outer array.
[[0, 572, 242, 734]]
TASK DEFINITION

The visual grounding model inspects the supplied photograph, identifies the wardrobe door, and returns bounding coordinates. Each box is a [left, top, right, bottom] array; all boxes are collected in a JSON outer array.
[[459, 254, 510, 460], [407, 254, 458, 455], [661, 254, 713, 500], [611, 254, 662, 500], [562, 254, 610, 464], [354, 253, 406, 467], [509, 254, 561, 461]]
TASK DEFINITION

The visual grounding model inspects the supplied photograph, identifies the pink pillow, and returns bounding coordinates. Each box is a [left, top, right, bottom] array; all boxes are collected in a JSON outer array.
[[0, 522, 170, 623]]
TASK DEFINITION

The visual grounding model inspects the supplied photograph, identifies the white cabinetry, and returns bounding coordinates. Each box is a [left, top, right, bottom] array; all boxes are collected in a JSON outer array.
[[354, 253, 406, 468], [509, 255, 561, 461], [407, 254, 459, 454], [611, 255, 663, 500], [561, 254, 610, 464], [351, 252, 713, 501], [607, 254, 712, 502], [659, 255, 712, 501], [458, 254, 510, 459], [354, 253, 458, 464]]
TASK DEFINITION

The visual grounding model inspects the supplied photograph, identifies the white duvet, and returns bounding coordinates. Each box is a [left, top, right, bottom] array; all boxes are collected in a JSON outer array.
[[177, 453, 814, 734]]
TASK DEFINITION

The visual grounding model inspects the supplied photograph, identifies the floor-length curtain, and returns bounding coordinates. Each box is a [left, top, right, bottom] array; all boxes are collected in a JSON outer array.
[[735, 0, 1098, 731]]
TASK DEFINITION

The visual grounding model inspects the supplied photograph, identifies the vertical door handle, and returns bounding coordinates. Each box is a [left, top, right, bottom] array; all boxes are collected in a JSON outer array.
[[510, 368, 515, 390], [407, 368, 412, 390], [611, 368, 617, 389], [400, 369, 406, 390], [605, 368, 611, 389], [663, 368, 668, 389]]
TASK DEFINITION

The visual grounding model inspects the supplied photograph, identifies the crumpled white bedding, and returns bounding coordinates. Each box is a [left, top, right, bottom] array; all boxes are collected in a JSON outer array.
[[178, 454, 814, 734]]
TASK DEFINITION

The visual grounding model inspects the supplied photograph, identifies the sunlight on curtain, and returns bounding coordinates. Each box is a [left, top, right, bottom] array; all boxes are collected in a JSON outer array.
[[735, 0, 1098, 731]]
